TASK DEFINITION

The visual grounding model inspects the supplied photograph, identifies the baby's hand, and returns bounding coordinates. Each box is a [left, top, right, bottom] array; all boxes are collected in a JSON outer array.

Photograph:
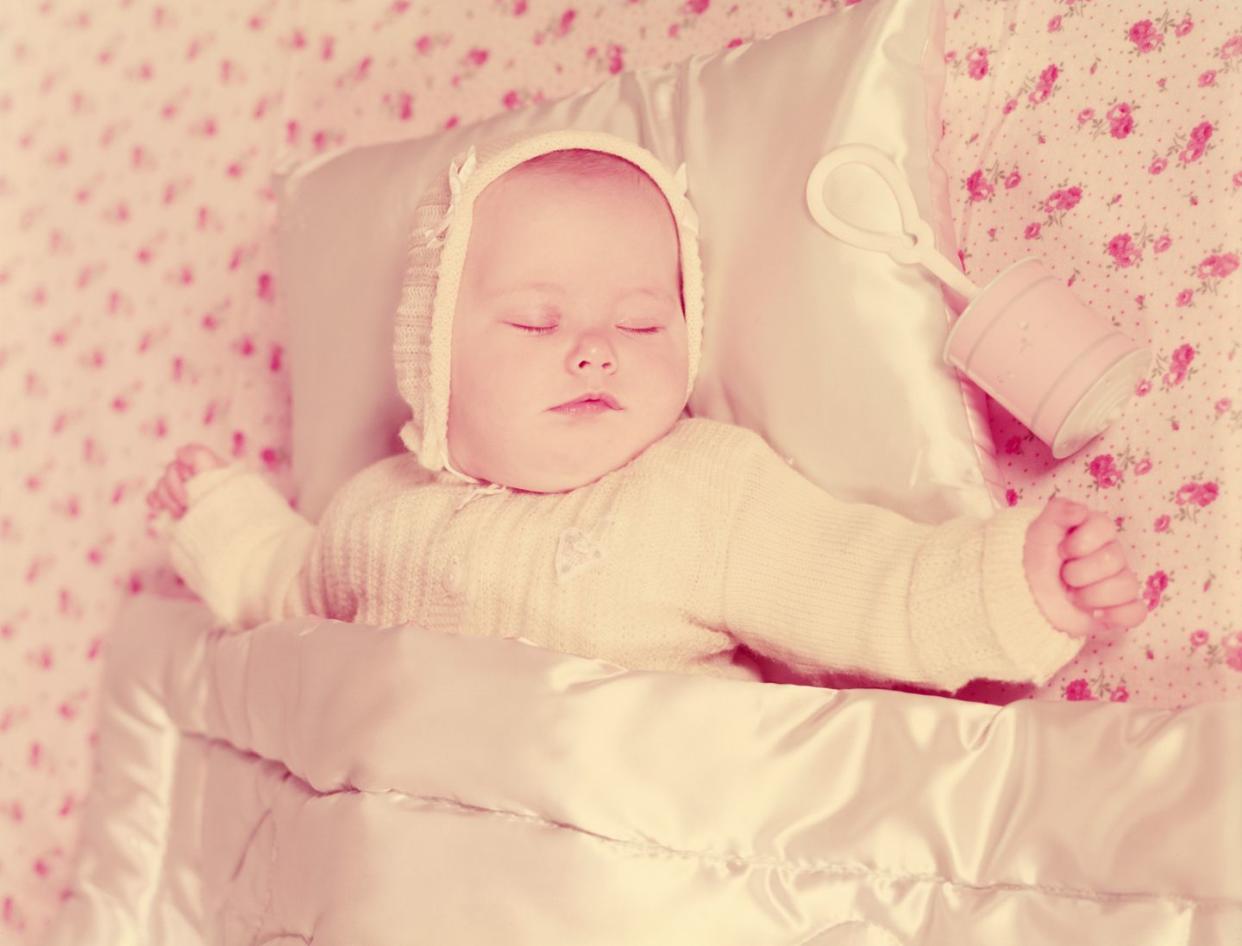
[[1022, 497, 1147, 639], [145, 444, 226, 521]]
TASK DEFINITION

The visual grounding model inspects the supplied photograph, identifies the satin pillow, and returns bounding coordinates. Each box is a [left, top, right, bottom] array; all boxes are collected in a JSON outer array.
[[277, 0, 1001, 523]]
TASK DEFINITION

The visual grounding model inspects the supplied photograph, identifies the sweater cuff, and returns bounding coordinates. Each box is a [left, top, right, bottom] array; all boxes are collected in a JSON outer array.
[[906, 503, 1083, 690], [168, 468, 309, 627], [979, 503, 1084, 686]]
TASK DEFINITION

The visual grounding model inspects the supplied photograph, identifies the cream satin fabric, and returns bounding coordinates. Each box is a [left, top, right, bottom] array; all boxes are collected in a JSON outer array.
[[45, 597, 1242, 945], [280, 0, 998, 526]]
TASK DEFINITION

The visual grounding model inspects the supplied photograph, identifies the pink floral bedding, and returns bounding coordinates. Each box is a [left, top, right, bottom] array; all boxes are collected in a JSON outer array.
[[1, 0, 1238, 939]]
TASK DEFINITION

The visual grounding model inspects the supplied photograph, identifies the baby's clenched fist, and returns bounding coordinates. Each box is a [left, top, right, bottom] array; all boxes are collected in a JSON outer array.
[[146, 444, 226, 520], [1023, 497, 1147, 639]]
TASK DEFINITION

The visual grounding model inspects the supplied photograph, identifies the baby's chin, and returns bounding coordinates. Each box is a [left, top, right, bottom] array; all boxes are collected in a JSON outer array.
[[465, 450, 633, 494], [450, 429, 659, 494]]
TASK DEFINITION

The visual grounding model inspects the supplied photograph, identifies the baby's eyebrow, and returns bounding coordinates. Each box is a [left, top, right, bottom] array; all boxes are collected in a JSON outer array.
[[490, 281, 564, 299], [619, 287, 678, 307], [488, 283, 676, 307]]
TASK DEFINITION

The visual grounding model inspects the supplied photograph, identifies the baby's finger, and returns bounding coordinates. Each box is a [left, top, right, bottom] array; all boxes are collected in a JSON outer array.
[[1044, 497, 1092, 529], [1061, 540, 1128, 588], [176, 444, 222, 475], [1095, 599, 1147, 631], [166, 465, 188, 507], [1069, 571, 1141, 610], [155, 479, 184, 518], [1059, 511, 1116, 559]]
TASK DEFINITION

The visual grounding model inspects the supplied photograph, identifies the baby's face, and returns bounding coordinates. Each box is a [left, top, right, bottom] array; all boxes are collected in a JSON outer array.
[[447, 163, 688, 492]]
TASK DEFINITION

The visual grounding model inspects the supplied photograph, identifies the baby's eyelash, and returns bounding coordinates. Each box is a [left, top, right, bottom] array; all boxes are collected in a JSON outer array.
[[506, 323, 662, 336]]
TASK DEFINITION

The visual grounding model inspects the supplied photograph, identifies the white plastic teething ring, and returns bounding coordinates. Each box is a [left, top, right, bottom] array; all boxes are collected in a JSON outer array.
[[805, 144, 980, 301]]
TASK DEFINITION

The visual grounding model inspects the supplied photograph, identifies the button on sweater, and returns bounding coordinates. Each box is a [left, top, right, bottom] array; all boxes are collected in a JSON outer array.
[[168, 418, 1081, 690]]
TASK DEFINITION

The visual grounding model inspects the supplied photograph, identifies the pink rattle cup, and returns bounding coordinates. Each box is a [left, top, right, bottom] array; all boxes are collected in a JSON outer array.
[[806, 144, 1151, 459]]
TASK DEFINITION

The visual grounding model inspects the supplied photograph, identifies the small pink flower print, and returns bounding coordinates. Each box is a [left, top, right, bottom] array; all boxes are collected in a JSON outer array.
[[501, 89, 522, 109], [1136, 378, 1152, 396], [1049, 15, 1063, 32], [1107, 232, 1140, 268], [1153, 513, 1170, 532], [1143, 570, 1168, 610], [1077, 108, 1095, 125], [1180, 122, 1213, 164], [1005, 170, 1022, 189], [1190, 121, 1213, 145], [1175, 288, 1193, 306], [557, 8, 576, 36], [1197, 253, 1238, 280], [1133, 457, 1153, 475], [1024, 222, 1042, 239], [1175, 481, 1201, 504], [966, 169, 993, 202], [685, 0, 710, 13], [1002, 98, 1018, 115], [605, 43, 624, 73], [1152, 235, 1172, 253], [1110, 686, 1130, 703], [465, 47, 489, 67], [967, 47, 989, 80], [1215, 397, 1233, 414], [1128, 19, 1164, 53], [1163, 345, 1193, 386], [1065, 678, 1095, 701], [1195, 482, 1219, 506], [1028, 64, 1059, 104], [1174, 17, 1193, 38], [1004, 436, 1023, 455], [414, 34, 433, 55], [1149, 156, 1167, 175], [1199, 70, 1217, 87], [1110, 113, 1134, 138], [1164, 366, 1187, 387], [1189, 629, 1209, 648], [1005, 487, 1019, 506], [1044, 186, 1082, 212], [1220, 34, 1242, 59], [1227, 648, 1242, 673], [1088, 453, 1121, 488], [1233, 171, 1242, 189]]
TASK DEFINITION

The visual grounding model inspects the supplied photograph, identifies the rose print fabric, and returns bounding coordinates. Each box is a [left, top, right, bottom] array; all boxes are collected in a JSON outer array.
[[1, 0, 1238, 939]]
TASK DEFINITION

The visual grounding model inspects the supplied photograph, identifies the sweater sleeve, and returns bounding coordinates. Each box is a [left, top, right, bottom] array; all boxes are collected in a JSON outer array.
[[167, 465, 336, 630], [720, 439, 1082, 691]]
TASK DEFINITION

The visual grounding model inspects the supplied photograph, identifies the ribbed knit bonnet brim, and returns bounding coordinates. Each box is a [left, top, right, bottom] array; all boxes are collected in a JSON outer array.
[[392, 129, 704, 481]]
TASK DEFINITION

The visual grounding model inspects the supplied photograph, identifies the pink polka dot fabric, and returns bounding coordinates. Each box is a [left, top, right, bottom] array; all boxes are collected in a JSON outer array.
[[0, 0, 1237, 939]]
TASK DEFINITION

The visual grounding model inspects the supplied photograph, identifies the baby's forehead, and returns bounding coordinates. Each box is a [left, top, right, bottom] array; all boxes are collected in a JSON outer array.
[[485, 149, 666, 208]]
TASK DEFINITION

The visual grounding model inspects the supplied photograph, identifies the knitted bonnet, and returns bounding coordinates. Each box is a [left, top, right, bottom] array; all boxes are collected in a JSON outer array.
[[392, 129, 704, 481]]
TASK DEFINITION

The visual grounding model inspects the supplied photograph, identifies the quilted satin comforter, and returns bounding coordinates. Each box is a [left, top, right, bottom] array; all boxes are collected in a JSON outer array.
[[42, 595, 1241, 945]]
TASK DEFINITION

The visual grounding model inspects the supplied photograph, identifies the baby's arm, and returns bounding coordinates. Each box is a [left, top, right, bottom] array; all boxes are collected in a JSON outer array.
[[719, 436, 1096, 691], [148, 444, 334, 629]]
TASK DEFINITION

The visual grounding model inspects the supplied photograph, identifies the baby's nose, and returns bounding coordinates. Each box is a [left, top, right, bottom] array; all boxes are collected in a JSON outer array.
[[569, 334, 616, 374]]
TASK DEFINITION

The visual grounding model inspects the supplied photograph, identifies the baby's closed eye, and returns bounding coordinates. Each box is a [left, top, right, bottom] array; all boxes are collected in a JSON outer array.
[[503, 319, 664, 335]]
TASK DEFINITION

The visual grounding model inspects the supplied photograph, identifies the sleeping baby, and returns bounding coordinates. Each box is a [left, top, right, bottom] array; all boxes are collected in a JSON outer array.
[[147, 129, 1145, 692]]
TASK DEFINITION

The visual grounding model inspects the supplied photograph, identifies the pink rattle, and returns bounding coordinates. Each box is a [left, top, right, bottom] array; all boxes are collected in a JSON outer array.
[[805, 144, 1151, 459]]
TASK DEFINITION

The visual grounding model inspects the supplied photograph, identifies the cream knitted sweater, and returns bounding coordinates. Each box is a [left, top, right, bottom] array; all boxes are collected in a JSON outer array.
[[168, 418, 1081, 690]]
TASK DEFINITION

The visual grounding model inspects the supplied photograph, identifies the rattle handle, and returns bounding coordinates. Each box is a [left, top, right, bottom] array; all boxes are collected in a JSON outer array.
[[805, 144, 981, 301]]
